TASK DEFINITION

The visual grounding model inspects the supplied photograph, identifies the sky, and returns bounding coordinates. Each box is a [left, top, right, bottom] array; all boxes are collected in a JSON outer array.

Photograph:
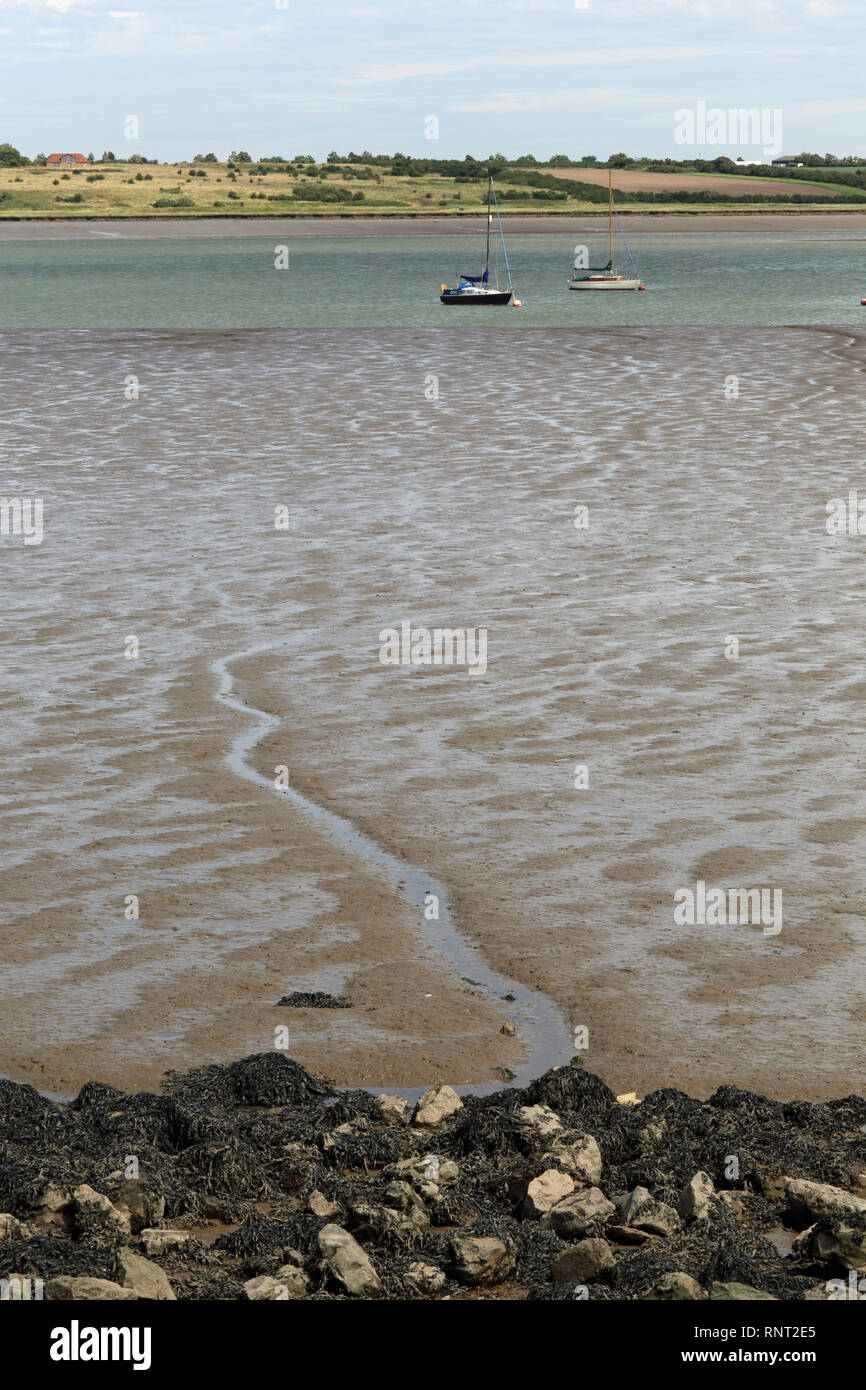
[[1, 0, 865, 162]]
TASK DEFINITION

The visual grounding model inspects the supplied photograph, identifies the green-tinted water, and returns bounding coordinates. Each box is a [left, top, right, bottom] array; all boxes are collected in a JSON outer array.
[[1, 232, 865, 327]]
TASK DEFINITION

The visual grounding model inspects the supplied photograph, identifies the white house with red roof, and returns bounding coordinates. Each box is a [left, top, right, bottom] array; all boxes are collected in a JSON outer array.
[[45, 153, 90, 167]]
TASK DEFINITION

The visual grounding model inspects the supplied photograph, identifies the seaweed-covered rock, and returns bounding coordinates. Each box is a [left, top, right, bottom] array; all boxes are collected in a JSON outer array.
[[72, 1185, 131, 1245], [0, 1050, 862, 1302], [711, 1281, 778, 1301], [277, 993, 352, 1009], [810, 1214, 866, 1271], [619, 1187, 681, 1237]]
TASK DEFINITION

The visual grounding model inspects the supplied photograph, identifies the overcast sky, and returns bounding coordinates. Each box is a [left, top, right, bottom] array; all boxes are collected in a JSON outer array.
[[1, 0, 864, 161]]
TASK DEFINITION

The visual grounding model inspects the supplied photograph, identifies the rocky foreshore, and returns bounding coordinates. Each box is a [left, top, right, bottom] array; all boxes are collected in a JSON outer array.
[[1, 1054, 865, 1301]]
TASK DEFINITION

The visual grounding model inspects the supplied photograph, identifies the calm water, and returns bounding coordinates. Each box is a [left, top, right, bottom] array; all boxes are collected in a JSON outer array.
[[1, 232, 865, 327]]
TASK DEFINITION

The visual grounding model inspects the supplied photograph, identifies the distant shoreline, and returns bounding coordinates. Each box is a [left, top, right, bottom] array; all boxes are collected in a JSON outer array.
[[2, 211, 866, 240]]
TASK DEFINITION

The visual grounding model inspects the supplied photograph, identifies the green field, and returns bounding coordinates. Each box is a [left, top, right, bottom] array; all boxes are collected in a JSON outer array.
[[1, 159, 864, 218]]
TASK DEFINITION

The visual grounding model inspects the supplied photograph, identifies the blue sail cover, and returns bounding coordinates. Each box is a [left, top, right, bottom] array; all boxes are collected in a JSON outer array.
[[459, 269, 489, 284]]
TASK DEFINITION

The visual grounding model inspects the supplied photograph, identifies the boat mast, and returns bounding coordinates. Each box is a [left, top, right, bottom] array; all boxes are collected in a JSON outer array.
[[609, 168, 613, 266], [486, 174, 492, 279], [492, 178, 514, 292]]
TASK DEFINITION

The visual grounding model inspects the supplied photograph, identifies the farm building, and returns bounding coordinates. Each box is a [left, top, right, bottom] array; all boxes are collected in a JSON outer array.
[[44, 153, 90, 167]]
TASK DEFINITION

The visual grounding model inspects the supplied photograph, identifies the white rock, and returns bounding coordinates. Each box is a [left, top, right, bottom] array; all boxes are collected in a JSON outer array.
[[376, 1094, 410, 1126], [523, 1169, 575, 1219], [449, 1235, 514, 1287], [542, 1134, 602, 1186], [542, 1187, 615, 1238], [307, 1190, 340, 1219], [785, 1179, 866, 1226], [412, 1083, 463, 1127], [115, 1249, 176, 1301], [678, 1172, 716, 1223], [318, 1223, 382, 1297]]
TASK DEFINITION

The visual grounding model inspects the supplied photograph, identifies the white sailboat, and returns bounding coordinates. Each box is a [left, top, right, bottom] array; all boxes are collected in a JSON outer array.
[[568, 170, 645, 291]]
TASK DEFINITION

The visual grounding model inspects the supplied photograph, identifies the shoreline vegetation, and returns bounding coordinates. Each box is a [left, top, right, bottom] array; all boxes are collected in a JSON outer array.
[[2, 1052, 864, 1302], [3, 151, 866, 220]]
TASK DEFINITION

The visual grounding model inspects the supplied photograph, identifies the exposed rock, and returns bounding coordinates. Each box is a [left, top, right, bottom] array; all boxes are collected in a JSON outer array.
[[619, 1186, 681, 1237], [377, 1095, 410, 1126], [641, 1272, 706, 1301], [785, 1178, 866, 1227], [678, 1172, 716, 1223], [383, 1180, 430, 1230], [710, 1282, 778, 1301], [277, 1250, 306, 1270], [500, 1021, 517, 1037], [140, 1228, 190, 1257], [523, 1169, 575, 1219], [274, 1265, 311, 1298], [115, 1249, 176, 1301], [405, 1261, 446, 1295], [791, 1224, 817, 1258], [29, 1183, 73, 1230], [45, 1276, 140, 1301], [608, 1224, 651, 1246], [540, 1133, 602, 1186], [307, 1190, 340, 1219], [245, 1275, 288, 1300], [450, 1235, 515, 1287], [810, 1219, 866, 1271], [551, 1238, 615, 1283], [542, 1187, 615, 1238], [412, 1083, 463, 1128], [718, 1191, 748, 1218], [318, 1223, 382, 1296]]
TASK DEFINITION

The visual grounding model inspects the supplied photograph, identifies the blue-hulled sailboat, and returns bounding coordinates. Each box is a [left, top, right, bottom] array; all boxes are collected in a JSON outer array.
[[440, 175, 520, 306]]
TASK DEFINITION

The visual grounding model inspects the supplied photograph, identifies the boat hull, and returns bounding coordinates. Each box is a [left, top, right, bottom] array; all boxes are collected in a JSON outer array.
[[568, 278, 643, 291], [440, 290, 513, 305]]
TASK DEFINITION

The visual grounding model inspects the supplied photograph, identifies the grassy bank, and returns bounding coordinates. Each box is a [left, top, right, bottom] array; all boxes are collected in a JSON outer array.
[[2, 160, 865, 219]]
